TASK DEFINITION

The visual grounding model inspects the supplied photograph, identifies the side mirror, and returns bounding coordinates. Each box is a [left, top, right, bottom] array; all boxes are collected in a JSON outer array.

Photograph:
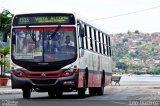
[[80, 27, 85, 37], [78, 22, 85, 37], [3, 32, 7, 42]]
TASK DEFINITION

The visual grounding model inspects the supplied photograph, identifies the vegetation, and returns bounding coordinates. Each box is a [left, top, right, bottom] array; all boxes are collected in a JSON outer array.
[[112, 30, 160, 75], [0, 9, 12, 78], [0, 46, 10, 77], [127, 64, 144, 69], [116, 62, 128, 70], [0, 9, 13, 37]]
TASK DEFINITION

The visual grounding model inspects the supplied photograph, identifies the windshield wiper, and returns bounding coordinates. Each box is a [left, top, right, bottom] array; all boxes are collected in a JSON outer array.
[[49, 25, 61, 40]]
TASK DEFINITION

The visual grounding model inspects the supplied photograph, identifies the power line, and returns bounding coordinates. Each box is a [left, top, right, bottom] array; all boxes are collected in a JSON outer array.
[[92, 5, 160, 21]]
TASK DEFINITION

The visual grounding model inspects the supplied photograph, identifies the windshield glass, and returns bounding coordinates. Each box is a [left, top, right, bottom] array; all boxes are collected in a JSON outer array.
[[12, 27, 76, 63]]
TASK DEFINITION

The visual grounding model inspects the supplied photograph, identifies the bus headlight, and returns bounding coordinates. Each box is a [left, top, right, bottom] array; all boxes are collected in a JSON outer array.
[[12, 68, 26, 77], [61, 68, 76, 77]]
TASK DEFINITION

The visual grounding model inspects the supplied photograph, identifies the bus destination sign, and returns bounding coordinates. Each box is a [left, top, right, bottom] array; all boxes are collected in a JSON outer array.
[[19, 16, 69, 24], [13, 14, 75, 26]]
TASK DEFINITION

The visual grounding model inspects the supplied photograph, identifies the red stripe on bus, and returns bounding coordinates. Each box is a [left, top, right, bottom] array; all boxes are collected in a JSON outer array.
[[44, 27, 75, 31], [16, 27, 75, 32]]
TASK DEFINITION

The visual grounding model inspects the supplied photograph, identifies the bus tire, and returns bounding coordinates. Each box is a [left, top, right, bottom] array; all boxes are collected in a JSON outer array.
[[22, 89, 31, 99], [89, 88, 96, 96], [78, 88, 85, 98], [56, 91, 63, 98], [48, 91, 56, 97], [97, 72, 105, 96]]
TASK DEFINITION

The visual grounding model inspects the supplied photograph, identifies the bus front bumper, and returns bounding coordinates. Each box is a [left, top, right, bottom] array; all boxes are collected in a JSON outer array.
[[11, 73, 78, 91]]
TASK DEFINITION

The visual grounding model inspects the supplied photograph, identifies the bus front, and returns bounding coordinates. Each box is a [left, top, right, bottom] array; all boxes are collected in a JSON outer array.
[[11, 13, 78, 98]]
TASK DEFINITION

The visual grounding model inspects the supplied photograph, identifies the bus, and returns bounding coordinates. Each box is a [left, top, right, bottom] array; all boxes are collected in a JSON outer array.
[[7, 13, 112, 98]]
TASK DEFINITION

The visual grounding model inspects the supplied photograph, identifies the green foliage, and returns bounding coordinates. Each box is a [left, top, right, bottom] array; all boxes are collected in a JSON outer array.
[[0, 46, 10, 77], [0, 9, 13, 37], [138, 44, 156, 51], [0, 46, 10, 56], [112, 44, 128, 62], [152, 67, 160, 74], [133, 71, 146, 75], [116, 62, 128, 70], [0, 59, 4, 65], [127, 64, 144, 69]]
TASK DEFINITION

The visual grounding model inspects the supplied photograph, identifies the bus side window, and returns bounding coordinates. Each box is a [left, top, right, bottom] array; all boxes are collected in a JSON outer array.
[[106, 35, 109, 56], [103, 34, 106, 55], [86, 25, 89, 50], [94, 29, 98, 52], [84, 24, 88, 49], [91, 28, 95, 51], [98, 32, 102, 54], [102, 33, 105, 54], [80, 24, 84, 49], [108, 36, 112, 56], [89, 27, 93, 50]]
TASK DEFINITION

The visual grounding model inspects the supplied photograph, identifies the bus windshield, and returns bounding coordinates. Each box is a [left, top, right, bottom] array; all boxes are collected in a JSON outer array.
[[12, 27, 76, 63]]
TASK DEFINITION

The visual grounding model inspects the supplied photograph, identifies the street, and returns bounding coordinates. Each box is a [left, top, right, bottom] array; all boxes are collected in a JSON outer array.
[[0, 86, 160, 106], [1, 75, 160, 106]]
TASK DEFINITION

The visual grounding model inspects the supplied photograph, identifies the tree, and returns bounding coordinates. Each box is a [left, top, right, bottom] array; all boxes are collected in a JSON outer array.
[[0, 46, 10, 76], [0, 10, 12, 77], [0, 59, 4, 76], [0, 9, 13, 38], [135, 30, 140, 34], [116, 62, 128, 70]]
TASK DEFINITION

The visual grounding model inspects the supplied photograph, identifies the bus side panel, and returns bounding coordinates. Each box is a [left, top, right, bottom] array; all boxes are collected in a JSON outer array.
[[88, 72, 94, 87], [104, 57, 112, 86], [78, 70, 85, 88], [105, 74, 112, 86]]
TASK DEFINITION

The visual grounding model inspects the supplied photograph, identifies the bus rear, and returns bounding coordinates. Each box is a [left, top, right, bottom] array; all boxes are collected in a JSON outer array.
[[11, 13, 79, 98]]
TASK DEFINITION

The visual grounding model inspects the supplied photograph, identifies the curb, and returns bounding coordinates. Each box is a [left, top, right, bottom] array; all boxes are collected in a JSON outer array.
[[0, 88, 22, 95]]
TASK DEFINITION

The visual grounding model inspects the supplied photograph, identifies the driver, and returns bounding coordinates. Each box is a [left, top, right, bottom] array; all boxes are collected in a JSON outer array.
[[63, 35, 75, 47]]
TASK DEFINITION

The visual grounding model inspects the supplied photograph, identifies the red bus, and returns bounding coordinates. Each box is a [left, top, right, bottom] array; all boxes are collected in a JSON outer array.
[[8, 13, 112, 98]]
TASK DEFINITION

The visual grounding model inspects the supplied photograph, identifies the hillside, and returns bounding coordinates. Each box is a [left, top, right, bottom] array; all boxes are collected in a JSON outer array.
[[111, 31, 160, 74]]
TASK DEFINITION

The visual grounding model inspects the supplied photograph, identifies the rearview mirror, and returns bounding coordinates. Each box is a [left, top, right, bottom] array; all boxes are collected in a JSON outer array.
[[78, 21, 85, 37], [80, 27, 85, 37], [2, 32, 7, 42]]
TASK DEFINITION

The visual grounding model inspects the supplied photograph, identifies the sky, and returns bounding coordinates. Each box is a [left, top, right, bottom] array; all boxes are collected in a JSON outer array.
[[0, 0, 160, 34]]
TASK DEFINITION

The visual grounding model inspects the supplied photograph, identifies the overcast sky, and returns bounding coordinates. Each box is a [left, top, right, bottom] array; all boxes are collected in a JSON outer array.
[[0, 0, 160, 34]]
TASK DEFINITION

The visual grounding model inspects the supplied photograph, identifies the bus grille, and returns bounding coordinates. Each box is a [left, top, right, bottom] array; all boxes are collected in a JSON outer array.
[[31, 79, 56, 84]]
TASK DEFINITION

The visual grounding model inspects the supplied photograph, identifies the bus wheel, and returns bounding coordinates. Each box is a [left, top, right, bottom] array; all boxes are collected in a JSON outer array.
[[97, 86, 104, 96], [22, 89, 31, 99], [78, 88, 85, 98], [56, 91, 63, 98], [48, 91, 56, 97], [89, 88, 96, 96]]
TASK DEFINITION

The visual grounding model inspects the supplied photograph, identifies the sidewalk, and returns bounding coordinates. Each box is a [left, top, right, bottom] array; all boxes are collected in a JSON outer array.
[[0, 80, 22, 95]]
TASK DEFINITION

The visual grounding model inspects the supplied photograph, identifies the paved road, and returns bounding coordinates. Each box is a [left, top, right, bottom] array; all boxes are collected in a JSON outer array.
[[0, 87, 158, 106], [1, 76, 160, 106], [0, 92, 133, 106]]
